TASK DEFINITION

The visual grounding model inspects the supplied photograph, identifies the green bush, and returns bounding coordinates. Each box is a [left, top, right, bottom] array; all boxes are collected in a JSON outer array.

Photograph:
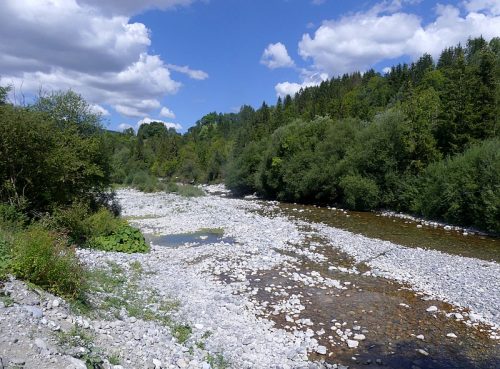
[[89, 224, 149, 253], [85, 207, 122, 237], [0, 230, 13, 280], [165, 182, 180, 193], [0, 203, 27, 229], [414, 138, 500, 232], [339, 174, 380, 210], [50, 202, 91, 244], [176, 184, 205, 197], [11, 226, 85, 298]]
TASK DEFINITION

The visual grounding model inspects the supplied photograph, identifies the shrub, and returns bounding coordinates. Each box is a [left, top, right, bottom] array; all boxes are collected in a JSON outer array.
[[11, 226, 85, 298], [89, 223, 149, 253], [0, 203, 27, 229], [414, 138, 500, 232], [339, 174, 380, 211], [85, 208, 121, 237], [176, 184, 205, 198], [0, 230, 13, 280], [50, 202, 91, 244]]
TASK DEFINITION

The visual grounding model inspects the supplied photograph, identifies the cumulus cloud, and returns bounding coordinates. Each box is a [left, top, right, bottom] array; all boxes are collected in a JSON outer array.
[[0, 0, 201, 119], [118, 123, 134, 131], [160, 107, 176, 119], [275, 0, 500, 97], [90, 104, 110, 116], [275, 70, 328, 97], [166, 64, 209, 80], [464, 0, 500, 15], [137, 117, 182, 131], [261, 43, 295, 69], [298, 1, 500, 76]]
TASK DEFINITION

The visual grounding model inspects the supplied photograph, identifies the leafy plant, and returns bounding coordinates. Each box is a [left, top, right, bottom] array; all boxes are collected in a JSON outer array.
[[89, 223, 149, 253]]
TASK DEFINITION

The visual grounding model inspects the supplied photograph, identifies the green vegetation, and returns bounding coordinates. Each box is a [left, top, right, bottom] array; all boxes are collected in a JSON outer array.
[[10, 226, 85, 299], [0, 89, 148, 304], [102, 36, 499, 232], [205, 353, 230, 369], [56, 325, 104, 367]]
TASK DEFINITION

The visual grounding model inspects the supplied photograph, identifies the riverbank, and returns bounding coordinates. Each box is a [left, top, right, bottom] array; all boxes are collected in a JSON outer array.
[[1, 187, 498, 369]]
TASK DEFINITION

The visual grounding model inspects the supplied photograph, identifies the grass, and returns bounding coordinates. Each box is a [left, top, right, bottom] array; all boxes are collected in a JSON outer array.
[[205, 353, 230, 369], [198, 228, 224, 236], [0, 291, 14, 307], [56, 326, 104, 367], [108, 353, 121, 365]]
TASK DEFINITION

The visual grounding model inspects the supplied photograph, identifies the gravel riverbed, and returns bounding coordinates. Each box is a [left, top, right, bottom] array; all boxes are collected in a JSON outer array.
[[1, 187, 498, 369]]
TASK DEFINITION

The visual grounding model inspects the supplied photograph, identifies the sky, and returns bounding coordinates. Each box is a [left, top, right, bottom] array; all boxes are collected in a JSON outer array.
[[1, 0, 499, 133]]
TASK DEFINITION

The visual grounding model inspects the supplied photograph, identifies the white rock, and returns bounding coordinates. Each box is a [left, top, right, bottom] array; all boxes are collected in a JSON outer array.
[[316, 345, 327, 355], [446, 333, 457, 338], [416, 334, 424, 340], [426, 306, 438, 313], [347, 340, 359, 348], [417, 349, 429, 356], [353, 334, 365, 341], [152, 358, 161, 369]]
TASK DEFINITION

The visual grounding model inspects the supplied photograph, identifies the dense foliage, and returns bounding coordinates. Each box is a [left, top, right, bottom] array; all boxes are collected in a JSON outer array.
[[106, 37, 499, 232], [0, 90, 149, 298]]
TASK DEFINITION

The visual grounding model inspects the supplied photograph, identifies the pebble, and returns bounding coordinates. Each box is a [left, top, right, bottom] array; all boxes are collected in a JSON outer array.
[[426, 306, 438, 313], [353, 334, 365, 341], [316, 346, 327, 355], [446, 333, 457, 338], [347, 340, 359, 348], [416, 334, 424, 341], [152, 358, 161, 369], [416, 349, 429, 356]]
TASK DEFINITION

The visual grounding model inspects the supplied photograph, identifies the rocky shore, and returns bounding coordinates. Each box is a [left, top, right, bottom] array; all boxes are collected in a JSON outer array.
[[1, 187, 498, 369]]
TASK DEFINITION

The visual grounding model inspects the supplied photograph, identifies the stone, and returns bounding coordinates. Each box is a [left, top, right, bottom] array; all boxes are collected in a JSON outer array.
[[34, 338, 47, 352], [52, 299, 60, 308], [23, 305, 43, 318], [353, 334, 366, 341], [176, 358, 188, 368], [446, 333, 457, 338], [416, 349, 429, 356], [316, 345, 327, 355], [67, 357, 87, 369], [10, 358, 25, 366], [347, 340, 359, 348], [416, 334, 424, 341], [426, 306, 438, 313], [152, 358, 161, 369]]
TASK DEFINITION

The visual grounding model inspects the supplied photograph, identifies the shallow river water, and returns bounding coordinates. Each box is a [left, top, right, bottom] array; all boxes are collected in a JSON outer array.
[[248, 201, 500, 368]]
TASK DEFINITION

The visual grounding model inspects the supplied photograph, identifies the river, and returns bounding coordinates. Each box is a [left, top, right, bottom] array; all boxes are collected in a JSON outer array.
[[123, 187, 499, 369]]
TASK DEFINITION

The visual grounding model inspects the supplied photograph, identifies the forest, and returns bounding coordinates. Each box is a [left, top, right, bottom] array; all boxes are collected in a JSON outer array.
[[105, 37, 499, 233]]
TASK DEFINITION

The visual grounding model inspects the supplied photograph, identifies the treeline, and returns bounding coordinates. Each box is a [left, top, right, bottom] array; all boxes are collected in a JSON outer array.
[[106, 37, 499, 232]]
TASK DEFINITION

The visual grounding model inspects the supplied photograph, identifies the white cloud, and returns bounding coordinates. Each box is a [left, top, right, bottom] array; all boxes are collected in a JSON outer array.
[[90, 104, 110, 116], [297, 1, 500, 77], [118, 123, 134, 131], [382, 67, 392, 74], [275, 70, 328, 97], [0, 0, 201, 120], [464, 0, 500, 15], [160, 107, 176, 119], [166, 64, 209, 80], [261, 42, 295, 69], [137, 117, 182, 131]]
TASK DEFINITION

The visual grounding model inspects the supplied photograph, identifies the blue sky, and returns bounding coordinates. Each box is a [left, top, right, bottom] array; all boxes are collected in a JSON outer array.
[[1, 0, 499, 132]]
